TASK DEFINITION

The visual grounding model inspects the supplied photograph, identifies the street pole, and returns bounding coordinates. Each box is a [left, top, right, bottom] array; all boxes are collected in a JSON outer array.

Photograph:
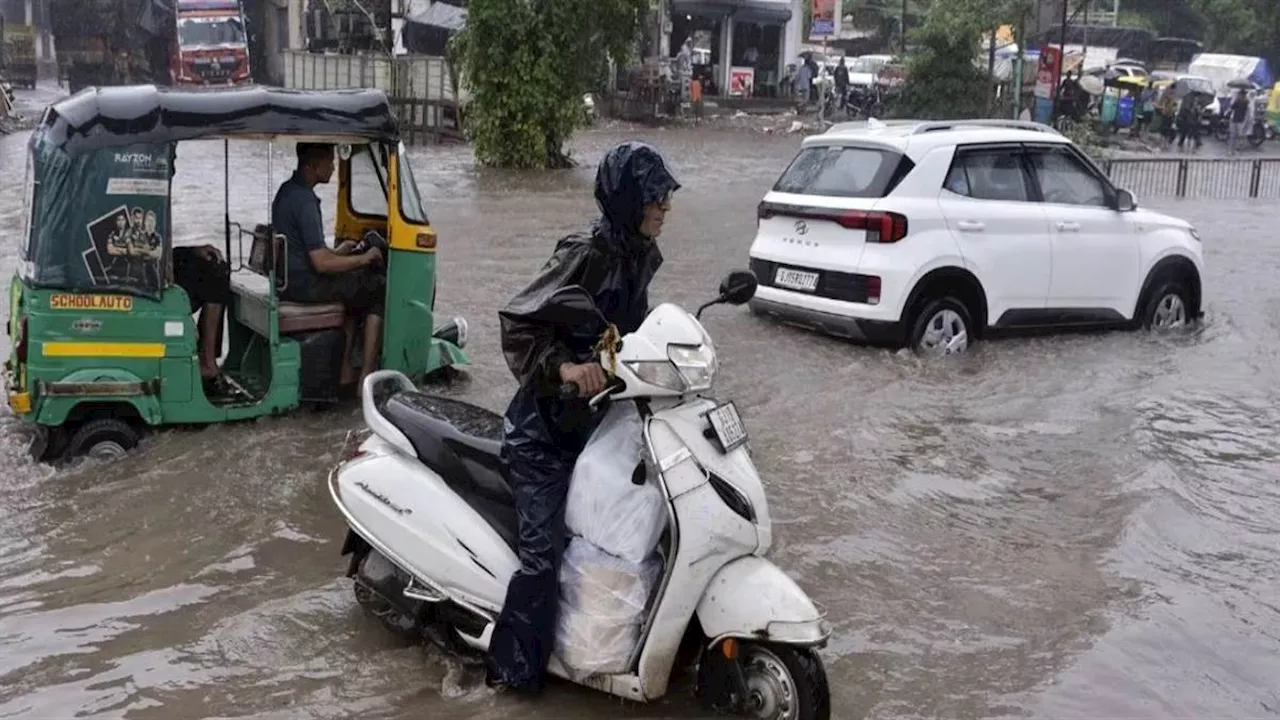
[[987, 25, 997, 114], [1082, 0, 1089, 72], [901, 0, 907, 55], [1053, 0, 1067, 118], [1014, 7, 1027, 119]]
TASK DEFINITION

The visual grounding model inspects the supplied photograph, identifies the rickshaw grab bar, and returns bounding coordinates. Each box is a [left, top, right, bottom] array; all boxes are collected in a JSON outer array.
[[37, 379, 161, 397]]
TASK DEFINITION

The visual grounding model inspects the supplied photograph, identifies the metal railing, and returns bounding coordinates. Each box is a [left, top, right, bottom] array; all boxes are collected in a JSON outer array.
[[1103, 157, 1280, 199], [280, 50, 464, 144]]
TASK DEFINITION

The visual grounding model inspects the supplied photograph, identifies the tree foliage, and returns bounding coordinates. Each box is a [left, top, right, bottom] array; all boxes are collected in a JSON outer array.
[[1123, 0, 1279, 67], [888, 0, 1026, 118], [875, 0, 1278, 122], [451, 0, 647, 170]]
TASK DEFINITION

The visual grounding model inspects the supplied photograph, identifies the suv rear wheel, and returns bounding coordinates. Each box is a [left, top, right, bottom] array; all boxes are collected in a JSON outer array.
[[909, 297, 974, 356]]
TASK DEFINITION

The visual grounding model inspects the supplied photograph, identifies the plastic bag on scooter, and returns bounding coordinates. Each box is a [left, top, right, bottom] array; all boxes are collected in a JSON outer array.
[[554, 538, 662, 679], [565, 402, 666, 564]]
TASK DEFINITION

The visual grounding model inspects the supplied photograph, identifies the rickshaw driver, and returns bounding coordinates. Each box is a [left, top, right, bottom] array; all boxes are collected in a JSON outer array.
[[273, 142, 386, 387]]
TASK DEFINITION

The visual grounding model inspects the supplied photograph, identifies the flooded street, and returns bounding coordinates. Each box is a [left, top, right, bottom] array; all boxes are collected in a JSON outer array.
[[2, 112, 1279, 719]]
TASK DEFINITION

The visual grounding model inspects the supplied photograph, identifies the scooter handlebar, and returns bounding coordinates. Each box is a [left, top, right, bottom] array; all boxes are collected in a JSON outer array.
[[556, 376, 625, 403]]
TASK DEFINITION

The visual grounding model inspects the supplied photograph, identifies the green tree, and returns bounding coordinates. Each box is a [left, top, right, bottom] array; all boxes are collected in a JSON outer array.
[[451, 0, 647, 170], [1125, 0, 1279, 68], [889, 0, 1031, 118]]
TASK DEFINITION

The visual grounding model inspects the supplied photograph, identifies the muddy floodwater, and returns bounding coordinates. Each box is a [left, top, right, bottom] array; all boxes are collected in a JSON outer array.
[[2, 117, 1279, 719]]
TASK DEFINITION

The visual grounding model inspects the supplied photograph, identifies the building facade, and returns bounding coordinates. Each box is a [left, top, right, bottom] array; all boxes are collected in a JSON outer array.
[[666, 0, 798, 98]]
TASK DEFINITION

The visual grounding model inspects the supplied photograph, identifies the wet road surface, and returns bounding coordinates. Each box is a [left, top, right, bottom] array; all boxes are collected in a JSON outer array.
[[2, 97, 1280, 719]]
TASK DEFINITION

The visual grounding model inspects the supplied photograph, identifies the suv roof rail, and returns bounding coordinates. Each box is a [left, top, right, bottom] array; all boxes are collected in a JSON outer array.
[[823, 118, 1062, 137], [908, 119, 1062, 135], [824, 119, 918, 134]]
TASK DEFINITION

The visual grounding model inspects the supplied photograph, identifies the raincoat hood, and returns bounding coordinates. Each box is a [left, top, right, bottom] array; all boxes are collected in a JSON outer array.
[[593, 141, 681, 247]]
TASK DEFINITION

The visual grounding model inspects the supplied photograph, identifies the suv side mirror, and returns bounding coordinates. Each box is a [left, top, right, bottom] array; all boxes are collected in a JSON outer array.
[[718, 270, 759, 305], [1114, 188, 1138, 212]]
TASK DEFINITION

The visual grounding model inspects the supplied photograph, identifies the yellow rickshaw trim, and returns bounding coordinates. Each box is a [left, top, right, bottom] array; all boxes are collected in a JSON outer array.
[[42, 342, 167, 358], [7, 392, 32, 414]]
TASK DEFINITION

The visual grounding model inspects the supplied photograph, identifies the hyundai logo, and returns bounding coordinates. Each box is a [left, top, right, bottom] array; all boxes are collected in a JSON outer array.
[[794, 220, 809, 235]]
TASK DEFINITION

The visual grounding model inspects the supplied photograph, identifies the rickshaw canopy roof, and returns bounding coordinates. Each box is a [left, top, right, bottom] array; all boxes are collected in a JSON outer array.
[[37, 84, 401, 157]]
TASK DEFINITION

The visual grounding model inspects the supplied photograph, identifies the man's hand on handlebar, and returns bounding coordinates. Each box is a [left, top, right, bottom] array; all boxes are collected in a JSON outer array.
[[559, 362, 607, 398], [335, 239, 360, 255]]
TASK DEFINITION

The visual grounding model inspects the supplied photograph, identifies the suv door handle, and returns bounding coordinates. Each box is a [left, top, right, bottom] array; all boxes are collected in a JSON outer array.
[[1057, 221, 1081, 232], [956, 221, 985, 232]]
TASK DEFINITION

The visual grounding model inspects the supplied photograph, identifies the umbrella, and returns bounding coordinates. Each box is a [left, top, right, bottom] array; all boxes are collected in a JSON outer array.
[[1173, 77, 1213, 98], [1079, 75, 1105, 95]]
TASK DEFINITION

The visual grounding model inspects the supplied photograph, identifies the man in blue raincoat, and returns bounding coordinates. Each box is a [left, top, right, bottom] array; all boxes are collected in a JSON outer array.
[[486, 141, 680, 693]]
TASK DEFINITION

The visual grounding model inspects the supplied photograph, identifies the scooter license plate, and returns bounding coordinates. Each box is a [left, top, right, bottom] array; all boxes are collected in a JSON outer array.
[[707, 402, 748, 452]]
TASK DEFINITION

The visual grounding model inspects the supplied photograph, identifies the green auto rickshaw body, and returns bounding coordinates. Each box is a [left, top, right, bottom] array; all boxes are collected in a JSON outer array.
[[3, 84, 468, 461]]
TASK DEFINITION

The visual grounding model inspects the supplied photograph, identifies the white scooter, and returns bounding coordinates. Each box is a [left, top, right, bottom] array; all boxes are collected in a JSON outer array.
[[328, 270, 832, 719]]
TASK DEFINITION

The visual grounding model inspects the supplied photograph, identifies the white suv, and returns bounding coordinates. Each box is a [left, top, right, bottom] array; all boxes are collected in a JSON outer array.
[[747, 119, 1205, 355]]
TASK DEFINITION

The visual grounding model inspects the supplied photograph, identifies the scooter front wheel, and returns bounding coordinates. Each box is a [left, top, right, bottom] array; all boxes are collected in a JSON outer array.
[[702, 642, 831, 720]]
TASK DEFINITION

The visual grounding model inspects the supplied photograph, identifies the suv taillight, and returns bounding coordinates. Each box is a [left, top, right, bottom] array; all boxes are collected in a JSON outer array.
[[835, 210, 908, 243], [757, 201, 909, 243]]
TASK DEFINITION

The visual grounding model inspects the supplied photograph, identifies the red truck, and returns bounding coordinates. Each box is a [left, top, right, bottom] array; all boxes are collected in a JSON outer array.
[[170, 0, 252, 86]]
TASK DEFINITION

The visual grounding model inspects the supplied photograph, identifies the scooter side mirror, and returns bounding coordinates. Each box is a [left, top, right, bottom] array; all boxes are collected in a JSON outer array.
[[696, 270, 759, 320], [718, 270, 759, 305]]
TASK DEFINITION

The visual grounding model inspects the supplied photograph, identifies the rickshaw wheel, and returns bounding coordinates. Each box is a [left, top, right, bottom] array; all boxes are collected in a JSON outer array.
[[65, 419, 140, 462]]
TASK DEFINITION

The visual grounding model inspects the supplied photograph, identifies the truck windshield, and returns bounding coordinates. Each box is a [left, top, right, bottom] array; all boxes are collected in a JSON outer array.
[[178, 17, 246, 47]]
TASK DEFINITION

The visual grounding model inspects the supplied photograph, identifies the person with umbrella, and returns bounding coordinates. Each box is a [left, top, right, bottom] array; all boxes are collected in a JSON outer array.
[[1225, 80, 1256, 156], [1155, 84, 1178, 149], [1170, 79, 1207, 153]]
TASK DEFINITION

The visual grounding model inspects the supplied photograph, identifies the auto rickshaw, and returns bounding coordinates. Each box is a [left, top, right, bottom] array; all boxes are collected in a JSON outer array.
[[3, 85, 469, 462], [1267, 81, 1280, 133]]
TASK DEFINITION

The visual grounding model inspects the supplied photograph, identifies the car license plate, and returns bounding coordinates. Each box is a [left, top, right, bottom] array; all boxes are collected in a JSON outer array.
[[707, 402, 748, 452], [774, 267, 819, 292]]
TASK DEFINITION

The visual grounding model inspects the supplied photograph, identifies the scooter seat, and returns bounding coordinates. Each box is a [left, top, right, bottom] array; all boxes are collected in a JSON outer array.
[[381, 391, 519, 551]]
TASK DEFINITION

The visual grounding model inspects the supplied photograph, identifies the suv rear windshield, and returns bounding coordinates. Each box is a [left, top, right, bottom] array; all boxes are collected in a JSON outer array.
[[772, 145, 914, 199]]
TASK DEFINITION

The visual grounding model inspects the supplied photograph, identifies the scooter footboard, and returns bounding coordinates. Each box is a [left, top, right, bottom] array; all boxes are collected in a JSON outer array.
[[695, 556, 830, 647]]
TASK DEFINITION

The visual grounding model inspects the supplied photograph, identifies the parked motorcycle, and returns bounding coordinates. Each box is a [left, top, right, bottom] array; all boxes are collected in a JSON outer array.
[[1247, 117, 1273, 147], [822, 84, 886, 121], [1206, 104, 1231, 142], [328, 270, 832, 718]]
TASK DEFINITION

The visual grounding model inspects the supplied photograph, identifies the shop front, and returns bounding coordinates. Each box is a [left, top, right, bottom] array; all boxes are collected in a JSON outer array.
[[671, 0, 792, 99]]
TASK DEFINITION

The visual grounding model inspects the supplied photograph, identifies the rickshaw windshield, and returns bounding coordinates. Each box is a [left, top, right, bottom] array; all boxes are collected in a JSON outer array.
[[23, 130, 173, 300], [398, 146, 429, 224], [20, 140, 36, 265], [350, 144, 389, 217]]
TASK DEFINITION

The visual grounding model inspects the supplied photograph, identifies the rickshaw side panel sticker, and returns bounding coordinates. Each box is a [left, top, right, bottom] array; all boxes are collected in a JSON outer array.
[[83, 203, 163, 289], [28, 135, 172, 300], [49, 294, 134, 311]]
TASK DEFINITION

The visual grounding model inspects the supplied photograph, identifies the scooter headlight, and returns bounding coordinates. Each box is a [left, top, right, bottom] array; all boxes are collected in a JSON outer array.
[[623, 343, 718, 393], [626, 360, 686, 392], [668, 343, 717, 392]]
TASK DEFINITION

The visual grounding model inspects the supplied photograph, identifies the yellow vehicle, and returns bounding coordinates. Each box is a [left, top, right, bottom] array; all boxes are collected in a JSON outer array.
[[5, 85, 468, 462]]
